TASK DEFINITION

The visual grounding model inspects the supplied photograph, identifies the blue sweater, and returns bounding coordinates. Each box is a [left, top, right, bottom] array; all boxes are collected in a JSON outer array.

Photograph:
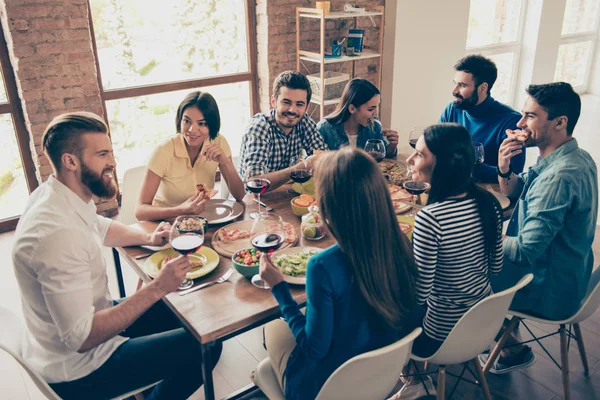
[[271, 245, 400, 400], [440, 96, 525, 183]]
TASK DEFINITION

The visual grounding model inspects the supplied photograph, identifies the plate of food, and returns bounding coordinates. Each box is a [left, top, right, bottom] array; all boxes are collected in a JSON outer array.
[[211, 219, 298, 257], [396, 215, 415, 240], [388, 184, 413, 214], [379, 159, 408, 185], [202, 199, 244, 225], [143, 247, 220, 280], [272, 246, 322, 285]]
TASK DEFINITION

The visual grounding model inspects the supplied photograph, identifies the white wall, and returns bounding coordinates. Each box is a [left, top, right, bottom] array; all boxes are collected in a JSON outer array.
[[389, 0, 471, 153]]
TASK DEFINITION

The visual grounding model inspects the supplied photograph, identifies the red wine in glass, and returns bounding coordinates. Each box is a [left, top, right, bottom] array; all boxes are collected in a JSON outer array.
[[289, 169, 312, 183], [368, 151, 385, 163], [171, 234, 203, 255], [409, 139, 418, 149], [251, 233, 284, 253], [246, 178, 270, 194]]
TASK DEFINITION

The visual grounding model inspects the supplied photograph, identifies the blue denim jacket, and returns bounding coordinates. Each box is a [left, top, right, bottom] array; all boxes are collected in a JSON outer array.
[[316, 118, 390, 151], [504, 139, 598, 319]]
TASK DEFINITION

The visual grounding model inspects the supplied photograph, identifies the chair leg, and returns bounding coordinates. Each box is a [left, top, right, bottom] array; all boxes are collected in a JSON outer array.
[[573, 323, 590, 376], [471, 358, 492, 400], [437, 366, 446, 400], [483, 317, 520, 374], [560, 324, 571, 400]]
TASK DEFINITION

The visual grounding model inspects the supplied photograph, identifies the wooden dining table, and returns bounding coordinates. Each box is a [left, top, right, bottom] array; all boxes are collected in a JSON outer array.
[[114, 154, 515, 400]]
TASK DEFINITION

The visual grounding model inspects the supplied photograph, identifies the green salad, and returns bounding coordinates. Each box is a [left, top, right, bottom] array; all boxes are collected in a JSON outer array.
[[274, 250, 319, 277]]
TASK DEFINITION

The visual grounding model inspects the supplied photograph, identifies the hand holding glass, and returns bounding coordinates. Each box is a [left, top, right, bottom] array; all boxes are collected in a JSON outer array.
[[170, 216, 206, 290]]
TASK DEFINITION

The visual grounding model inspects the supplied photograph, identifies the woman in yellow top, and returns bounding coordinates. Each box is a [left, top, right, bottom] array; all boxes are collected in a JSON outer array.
[[135, 91, 245, 221]]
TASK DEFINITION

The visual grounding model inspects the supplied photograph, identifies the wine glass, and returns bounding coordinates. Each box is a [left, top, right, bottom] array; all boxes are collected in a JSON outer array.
[[170, 216, 206, 290], [403, 180, 431, 215], [250, 213, 285, 289], [245, 166, 271, 219], [289, 156, 313, 184], [474, 142, 485, 166], [408, 127, 425, 149], [364, 139, 386, 163]]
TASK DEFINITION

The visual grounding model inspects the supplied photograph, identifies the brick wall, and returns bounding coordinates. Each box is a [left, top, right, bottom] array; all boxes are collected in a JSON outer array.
[[0, 0, 117, 216], [257, 0, 386, 119]]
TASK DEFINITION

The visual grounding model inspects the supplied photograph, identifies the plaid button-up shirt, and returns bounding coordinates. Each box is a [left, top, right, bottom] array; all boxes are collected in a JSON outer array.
[[238, 109, 328, 180]]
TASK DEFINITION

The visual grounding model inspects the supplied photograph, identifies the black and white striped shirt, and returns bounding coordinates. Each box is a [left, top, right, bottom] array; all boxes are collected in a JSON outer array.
[[413, 197, 503, 341]]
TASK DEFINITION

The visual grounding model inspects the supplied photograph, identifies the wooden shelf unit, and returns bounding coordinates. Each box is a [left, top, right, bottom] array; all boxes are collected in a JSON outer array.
[[296, 6, 385, 117]]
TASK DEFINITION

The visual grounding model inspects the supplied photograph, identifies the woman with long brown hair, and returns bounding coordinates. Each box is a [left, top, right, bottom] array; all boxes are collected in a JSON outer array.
[[256, 147, 418, 400]]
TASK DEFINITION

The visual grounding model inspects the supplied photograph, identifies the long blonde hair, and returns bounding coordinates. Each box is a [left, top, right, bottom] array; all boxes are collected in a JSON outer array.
[[315, 148, 417, 330]]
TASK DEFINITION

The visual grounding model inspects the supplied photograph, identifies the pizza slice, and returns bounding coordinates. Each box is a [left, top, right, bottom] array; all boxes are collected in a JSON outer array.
[[196, 184, 218, 199], [218, 228, 252, 242], [390, 188, 412, 201]]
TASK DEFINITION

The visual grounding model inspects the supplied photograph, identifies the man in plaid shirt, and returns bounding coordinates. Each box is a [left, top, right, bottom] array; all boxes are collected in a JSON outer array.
[[239, 71, 328, 191]]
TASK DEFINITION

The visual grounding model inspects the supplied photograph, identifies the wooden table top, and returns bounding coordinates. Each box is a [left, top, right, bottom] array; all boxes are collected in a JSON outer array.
[[117, 185, 336, 344]]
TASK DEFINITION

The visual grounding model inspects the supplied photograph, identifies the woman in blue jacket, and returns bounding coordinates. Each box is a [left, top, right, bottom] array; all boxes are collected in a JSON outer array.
[[257, 147, 418, 400]]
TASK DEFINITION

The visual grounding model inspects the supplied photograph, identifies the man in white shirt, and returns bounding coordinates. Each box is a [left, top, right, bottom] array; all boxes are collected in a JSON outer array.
[[12, 112, 221, 400]]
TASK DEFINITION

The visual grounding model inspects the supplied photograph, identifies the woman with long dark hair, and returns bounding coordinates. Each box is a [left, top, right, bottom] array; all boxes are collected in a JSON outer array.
[[409, 122, 503, 354], [317, 78, 398, 156], [256, 147, 418, 400], [135, 91, 245, 221]]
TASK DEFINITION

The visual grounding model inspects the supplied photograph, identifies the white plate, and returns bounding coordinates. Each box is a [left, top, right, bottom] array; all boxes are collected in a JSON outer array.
[[271, 246, 323, 285], [141, 243, 171, 252], [202, 199, 244, 225]]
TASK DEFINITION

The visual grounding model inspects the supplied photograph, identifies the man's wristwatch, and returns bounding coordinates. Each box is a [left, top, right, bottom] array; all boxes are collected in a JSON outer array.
[[497, 165, 513, 178]]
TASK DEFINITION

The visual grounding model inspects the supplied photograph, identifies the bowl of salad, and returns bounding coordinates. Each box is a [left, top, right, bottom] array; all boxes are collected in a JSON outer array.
[[232, 248, 263, 279], [271, 247, 322, 285]]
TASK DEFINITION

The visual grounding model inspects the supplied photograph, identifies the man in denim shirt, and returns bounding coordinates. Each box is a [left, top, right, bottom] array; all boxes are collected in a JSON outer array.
[[483, 82, 598, 374]]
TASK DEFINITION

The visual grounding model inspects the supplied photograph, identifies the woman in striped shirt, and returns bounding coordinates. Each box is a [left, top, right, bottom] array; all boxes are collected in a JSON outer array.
[[408, 123, 503, 357]]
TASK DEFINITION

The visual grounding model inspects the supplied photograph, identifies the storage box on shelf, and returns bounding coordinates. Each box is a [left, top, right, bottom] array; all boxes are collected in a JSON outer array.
[[296, 6, 385, 118]]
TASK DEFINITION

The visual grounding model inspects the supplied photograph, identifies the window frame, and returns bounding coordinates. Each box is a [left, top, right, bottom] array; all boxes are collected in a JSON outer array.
[[465, 0, 528, 107], [0, 22, 39, 233], [87, 0, 259, 179]]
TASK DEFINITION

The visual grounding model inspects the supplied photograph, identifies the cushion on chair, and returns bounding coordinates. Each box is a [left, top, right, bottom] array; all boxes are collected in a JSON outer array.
[[254, 358, 285, 400]]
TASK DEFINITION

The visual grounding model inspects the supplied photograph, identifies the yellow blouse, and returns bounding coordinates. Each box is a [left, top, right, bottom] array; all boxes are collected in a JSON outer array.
[[147, 134, 232, 208]]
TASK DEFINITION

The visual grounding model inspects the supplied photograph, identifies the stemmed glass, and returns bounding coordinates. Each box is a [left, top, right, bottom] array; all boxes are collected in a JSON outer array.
[[364, 139, 386, 163], [245, 166, 271, 219], [408, 127, 425, 149], [170, 216, 206, 290], [403, 180, 431, 216], [289, 156, 313, 184], [474, 142, 485, 166], [250, 213, 285, 289]]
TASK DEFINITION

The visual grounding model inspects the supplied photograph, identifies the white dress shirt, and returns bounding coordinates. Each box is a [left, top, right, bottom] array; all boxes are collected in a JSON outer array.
[[12, 176, 128, 383]]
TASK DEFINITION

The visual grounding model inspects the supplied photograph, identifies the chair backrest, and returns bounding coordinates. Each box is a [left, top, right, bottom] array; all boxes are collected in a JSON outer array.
[[426, 273, 534, 366], [119, 165, 146, 225], [568, 265, 600, 323], [315, 327, 422, 400], [0, 307, 61, 400]]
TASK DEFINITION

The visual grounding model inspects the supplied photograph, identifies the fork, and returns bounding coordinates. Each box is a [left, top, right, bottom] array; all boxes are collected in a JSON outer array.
[[179, 268, 234, 296]]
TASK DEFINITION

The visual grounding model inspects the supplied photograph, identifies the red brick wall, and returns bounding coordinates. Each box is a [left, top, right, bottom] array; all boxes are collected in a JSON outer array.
[[0, 0, 116, 216], [257, 0, 386, 119]]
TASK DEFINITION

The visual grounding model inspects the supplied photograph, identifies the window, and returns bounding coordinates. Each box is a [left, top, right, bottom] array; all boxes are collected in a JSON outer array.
[[555, 0, 600, 89], [0, 23, 37, 231], [89, 0, 258, 180], [466, 0, 526, 106]]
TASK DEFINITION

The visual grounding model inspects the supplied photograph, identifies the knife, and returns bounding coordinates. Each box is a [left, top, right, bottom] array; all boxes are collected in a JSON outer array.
[[135, 253, 154, 260]]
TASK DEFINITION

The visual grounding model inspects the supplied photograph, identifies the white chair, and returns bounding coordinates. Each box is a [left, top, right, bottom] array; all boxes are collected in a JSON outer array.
[[411, 273, 534, 400], [0, 306, 159, 400], [119, 165, 146, 225], [253, 327, 422, 400], [483, 266, 600, 400]]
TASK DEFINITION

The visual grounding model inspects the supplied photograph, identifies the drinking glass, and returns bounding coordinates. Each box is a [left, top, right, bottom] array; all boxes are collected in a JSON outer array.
[[289, 156, 313, 184], [245, 166, 271, 219], [474, 142, 485, 166], [403, 180, 431, 215], [364, 139, 386, 163], [170, 216, 206, 290], [408, 127, 425, 149], [250, 213, 285, 289]]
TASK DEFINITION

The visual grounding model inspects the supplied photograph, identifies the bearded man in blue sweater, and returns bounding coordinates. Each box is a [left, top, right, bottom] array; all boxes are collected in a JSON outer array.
[[441, 54, 525, 183]]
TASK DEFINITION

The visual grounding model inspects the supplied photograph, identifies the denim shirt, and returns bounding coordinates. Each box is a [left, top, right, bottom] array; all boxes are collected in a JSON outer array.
[[504, 139, 598, 319], [316, 118, 391, 151]]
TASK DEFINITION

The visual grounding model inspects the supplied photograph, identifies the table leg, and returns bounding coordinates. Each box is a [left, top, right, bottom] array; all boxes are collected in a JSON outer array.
[[112, 248, 126, 298], [201, 342, 216, 400]]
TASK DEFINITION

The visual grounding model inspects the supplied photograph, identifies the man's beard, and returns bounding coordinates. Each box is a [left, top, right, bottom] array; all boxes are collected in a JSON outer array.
[[81, 163, 117, 198], [277, 110, 301, 129], [454, 90, 479, 110]]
